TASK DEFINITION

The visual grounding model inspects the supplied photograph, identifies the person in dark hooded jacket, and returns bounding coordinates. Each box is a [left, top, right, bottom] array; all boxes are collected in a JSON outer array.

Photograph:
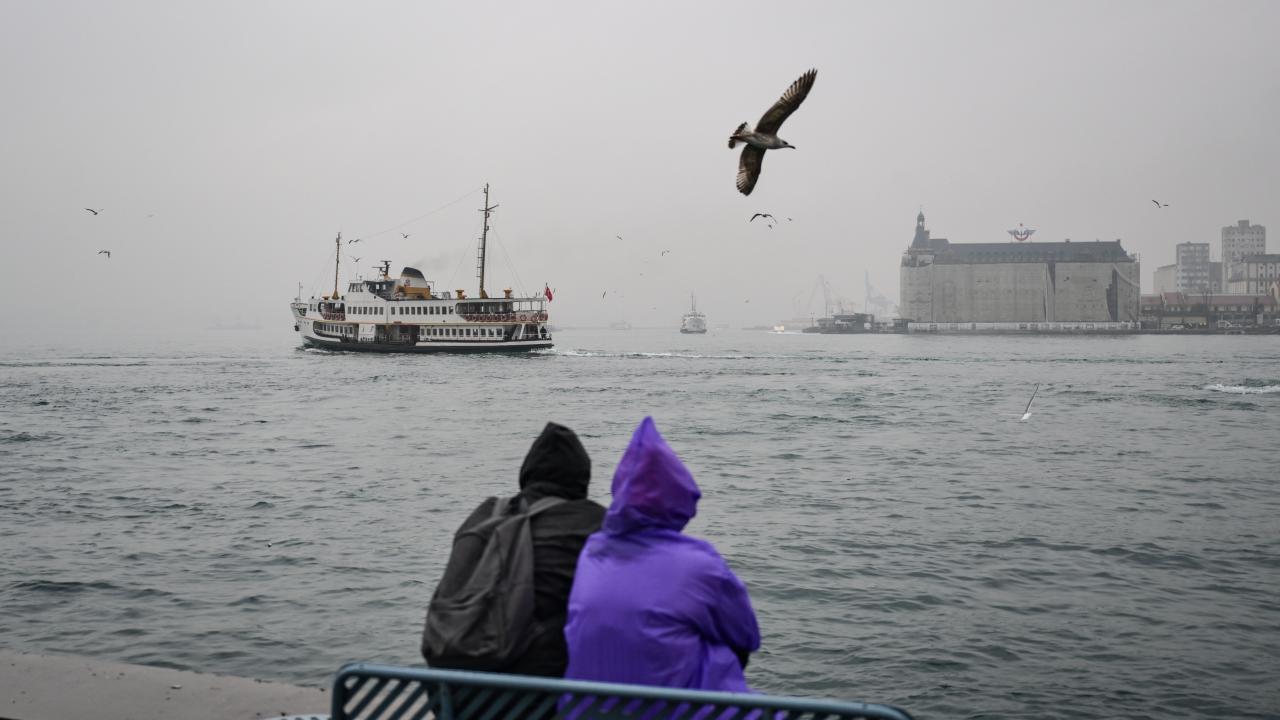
[[425, 422, 605, 677]]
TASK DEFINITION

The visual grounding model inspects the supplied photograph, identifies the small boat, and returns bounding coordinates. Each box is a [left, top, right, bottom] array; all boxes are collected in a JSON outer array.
[[680, 294, 707, 334]]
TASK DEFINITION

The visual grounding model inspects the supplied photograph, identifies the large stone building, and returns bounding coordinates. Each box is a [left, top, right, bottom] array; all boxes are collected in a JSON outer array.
[[900, 212, 1141, 323]]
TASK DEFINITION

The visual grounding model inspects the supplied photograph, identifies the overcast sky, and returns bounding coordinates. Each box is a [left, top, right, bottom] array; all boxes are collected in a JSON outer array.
[[2, 0, 1277, 338]]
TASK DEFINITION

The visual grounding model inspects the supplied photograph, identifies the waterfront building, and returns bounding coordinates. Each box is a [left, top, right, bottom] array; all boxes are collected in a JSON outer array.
[[1226, 254, 1280, 294], [899, 212, 1140, 324], [1139, 292, 1278, 328], [1175, 242, 1211, 293], [1153, 264, 1177, 293]]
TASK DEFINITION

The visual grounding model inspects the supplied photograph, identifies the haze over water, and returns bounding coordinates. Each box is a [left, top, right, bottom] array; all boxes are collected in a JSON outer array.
[[2, 329, 1278, 719]]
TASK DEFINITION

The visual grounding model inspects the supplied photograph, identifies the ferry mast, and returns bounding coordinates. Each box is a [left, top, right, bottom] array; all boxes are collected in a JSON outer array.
[[332, 232, 342, 299], [476, 183, 498, 299]]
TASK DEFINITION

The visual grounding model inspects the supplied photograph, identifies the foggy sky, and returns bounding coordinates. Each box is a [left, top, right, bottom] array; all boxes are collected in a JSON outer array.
[[2, 0, 1278, 340]]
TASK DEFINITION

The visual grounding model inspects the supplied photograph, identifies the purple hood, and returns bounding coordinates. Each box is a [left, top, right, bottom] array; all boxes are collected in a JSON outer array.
[[604, 416, 702, 535], [565, 417, 760, 693]]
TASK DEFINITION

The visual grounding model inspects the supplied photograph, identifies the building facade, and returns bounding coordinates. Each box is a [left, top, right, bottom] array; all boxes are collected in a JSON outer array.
[[1175, 242, 1211, 293], [900, 212, 1141, 323], [1226, 254, 1280, 294], [1153, 264, 1177, 293], [1140, 292, 1278, 328], [1222, 219, 1266, 284]]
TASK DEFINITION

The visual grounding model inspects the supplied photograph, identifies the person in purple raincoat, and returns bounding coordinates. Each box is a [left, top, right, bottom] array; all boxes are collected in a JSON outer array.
[[564, 416, 761, 692]]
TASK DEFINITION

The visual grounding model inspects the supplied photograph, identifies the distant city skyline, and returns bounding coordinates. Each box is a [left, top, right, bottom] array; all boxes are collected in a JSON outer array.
[[2, 1, 1278, 339]]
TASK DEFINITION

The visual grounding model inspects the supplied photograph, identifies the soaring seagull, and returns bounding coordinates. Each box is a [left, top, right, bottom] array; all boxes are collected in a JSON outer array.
[[729, 69, 817, 196], [400, 233, 411, 239], [749, 213, 774, 223], [1152, 199, 1169, 208], [347, 237, 362, 245], [97, 250, 111, 258], [85, 208, 102, 215]]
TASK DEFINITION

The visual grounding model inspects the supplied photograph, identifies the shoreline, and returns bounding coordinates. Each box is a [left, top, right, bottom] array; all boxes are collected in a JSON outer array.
[[0, 648, 328, 720]]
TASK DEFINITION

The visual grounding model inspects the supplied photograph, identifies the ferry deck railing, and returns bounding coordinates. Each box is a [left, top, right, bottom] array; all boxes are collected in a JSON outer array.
[[330, 662, 914, 720]]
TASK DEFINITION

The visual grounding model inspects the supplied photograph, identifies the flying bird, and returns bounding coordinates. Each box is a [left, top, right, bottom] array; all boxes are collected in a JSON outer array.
[[84, 208, 102, 215], [1152, 200, 1169, 208], [749, 213, 774, 223], [97, 250, 111, 258], [615, 235, 623, 241], [729, 69, 818, 196], [660, 250, 671, 256], [602, 291, 607, 298], [347, 237, 362, 245], [350, 256, 361, 263], [400, 233, 410, 239]]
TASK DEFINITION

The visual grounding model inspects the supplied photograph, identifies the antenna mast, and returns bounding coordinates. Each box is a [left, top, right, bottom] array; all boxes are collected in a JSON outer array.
[[477, 183, 498, 299], [333, 232, 342, 299]]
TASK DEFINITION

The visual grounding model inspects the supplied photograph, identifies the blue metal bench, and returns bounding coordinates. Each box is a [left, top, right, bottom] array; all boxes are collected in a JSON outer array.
[[331, 663, 914, 720]]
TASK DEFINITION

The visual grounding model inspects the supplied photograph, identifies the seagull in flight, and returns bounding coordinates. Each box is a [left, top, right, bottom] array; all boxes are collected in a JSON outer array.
[[350, 256, 361, 264], [84, 208, 102, 215], [729, 69, 818, 196], [660, 250, 671, 256], [615, 235, 624, 241], [347, 237, 362, 245], [749, 213, 774, 223], [97, 250, 111, 258], [1152, 199, 1169, 208], [400, 233, 411, 239]]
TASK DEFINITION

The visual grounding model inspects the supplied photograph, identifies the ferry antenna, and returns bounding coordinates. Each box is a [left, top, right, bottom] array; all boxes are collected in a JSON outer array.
[[477, 183, 499, 299]]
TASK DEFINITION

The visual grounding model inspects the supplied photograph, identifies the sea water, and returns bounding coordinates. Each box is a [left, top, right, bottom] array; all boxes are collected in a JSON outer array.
[[1, 329, 1277, 719]]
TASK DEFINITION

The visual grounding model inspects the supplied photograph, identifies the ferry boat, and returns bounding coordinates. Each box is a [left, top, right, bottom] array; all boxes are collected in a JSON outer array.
[[680, 294, 707, 334], [290, 185, 552, 353]]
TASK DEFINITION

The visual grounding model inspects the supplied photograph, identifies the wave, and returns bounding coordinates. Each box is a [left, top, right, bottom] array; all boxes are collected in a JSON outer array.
[[0, 432, 56, 443], [1204, 384, 1280, 395], [548, 349, 780, 360]]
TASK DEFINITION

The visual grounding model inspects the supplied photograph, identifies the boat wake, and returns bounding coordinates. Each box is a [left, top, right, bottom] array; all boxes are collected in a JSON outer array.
[[1204, 383, 1280, 395]]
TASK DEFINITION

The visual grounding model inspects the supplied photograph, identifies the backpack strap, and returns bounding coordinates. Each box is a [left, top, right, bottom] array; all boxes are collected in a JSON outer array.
[[523, 495, 567, 517]]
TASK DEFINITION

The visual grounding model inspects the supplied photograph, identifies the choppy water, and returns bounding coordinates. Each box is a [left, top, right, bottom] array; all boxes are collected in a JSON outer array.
[[2, 329, 1278, 719]]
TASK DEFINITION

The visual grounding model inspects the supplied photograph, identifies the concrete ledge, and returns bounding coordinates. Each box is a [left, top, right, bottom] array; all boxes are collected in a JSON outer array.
[[0, 649, 328, 720]]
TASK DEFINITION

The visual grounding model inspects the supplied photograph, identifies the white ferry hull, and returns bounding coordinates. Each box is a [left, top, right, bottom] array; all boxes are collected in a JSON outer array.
[[301, 335, 551, 353]]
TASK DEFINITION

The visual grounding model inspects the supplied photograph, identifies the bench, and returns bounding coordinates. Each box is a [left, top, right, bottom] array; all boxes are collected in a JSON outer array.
[[328, 662, 914, 720]]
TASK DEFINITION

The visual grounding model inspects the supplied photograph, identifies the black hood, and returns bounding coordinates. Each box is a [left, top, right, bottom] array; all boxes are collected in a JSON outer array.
[[519, 422, 591, 500]]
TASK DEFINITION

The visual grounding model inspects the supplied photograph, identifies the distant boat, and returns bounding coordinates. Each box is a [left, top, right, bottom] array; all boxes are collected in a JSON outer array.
[[609, 321, 632, 331], [680, 294, 707, 334]]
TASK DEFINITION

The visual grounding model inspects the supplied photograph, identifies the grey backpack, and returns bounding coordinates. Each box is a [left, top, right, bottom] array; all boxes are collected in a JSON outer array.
[[422, 494, 565, 670]]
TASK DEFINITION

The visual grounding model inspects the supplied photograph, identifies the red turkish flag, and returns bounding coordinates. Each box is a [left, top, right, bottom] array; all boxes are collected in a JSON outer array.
[[544, 285, 554, 302]]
